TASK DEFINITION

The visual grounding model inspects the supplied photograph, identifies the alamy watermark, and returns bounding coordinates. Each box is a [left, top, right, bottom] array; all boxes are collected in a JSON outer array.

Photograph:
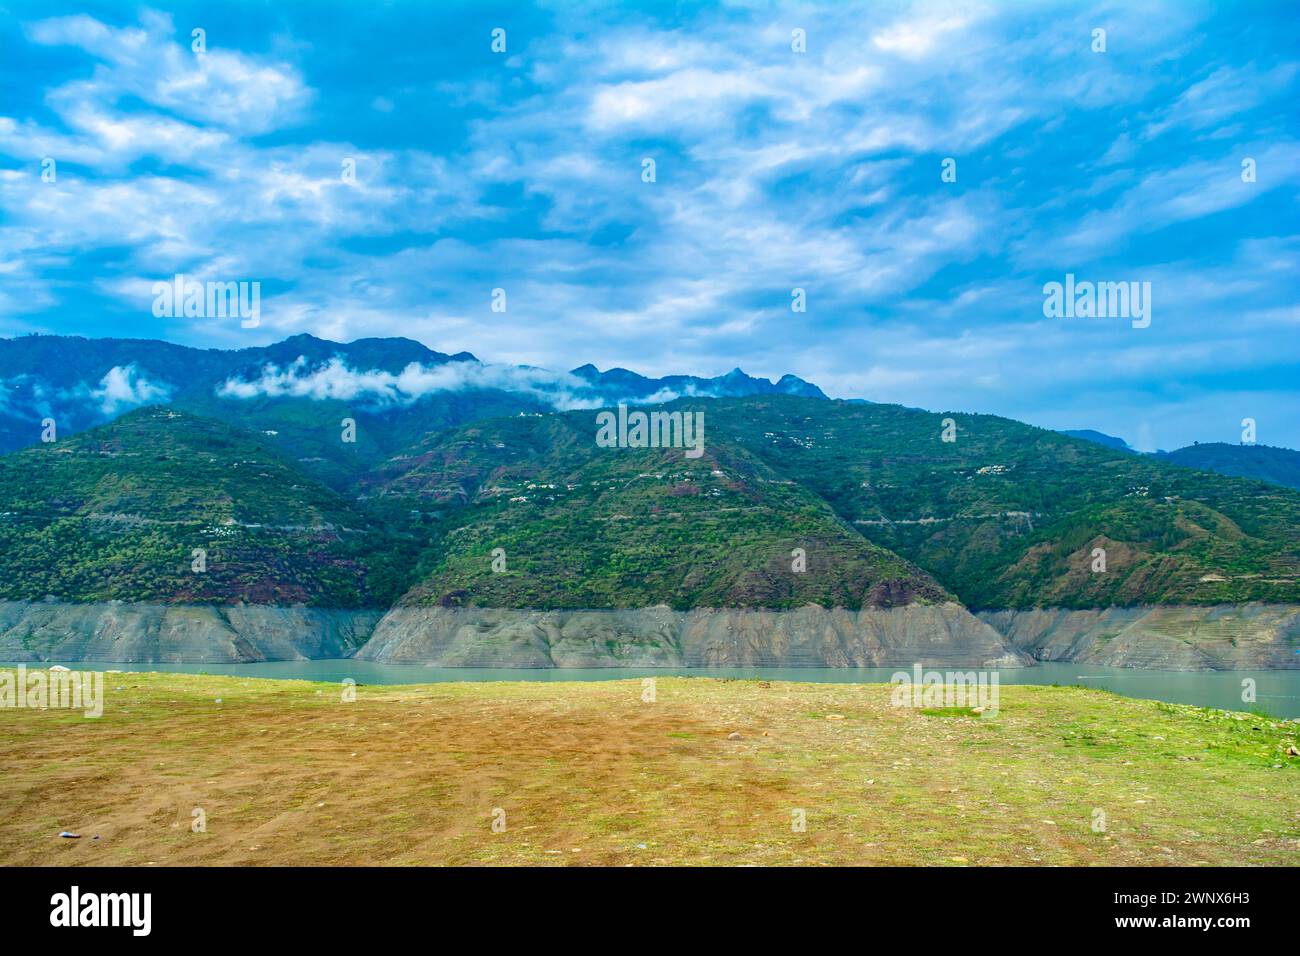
[[152, 273, 260, 328], [50, 886, 150, 936], [596, 404, 705, 458], [1042, 273, 1150, 329], [890, 663, 999, 717], [0, 665, 103, 718]]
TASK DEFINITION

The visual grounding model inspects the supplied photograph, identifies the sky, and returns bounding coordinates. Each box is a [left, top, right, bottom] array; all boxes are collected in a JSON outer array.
[[0, 0, 1297, 451]]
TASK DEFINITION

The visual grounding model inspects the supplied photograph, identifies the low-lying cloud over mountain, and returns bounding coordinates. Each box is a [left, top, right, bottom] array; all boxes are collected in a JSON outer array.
[[1, 364, 170, 421], [84, 364, 171, 415], [215, 355, 777, 412], [3, 333, 1294, 492], [0, 334, 824, 451]]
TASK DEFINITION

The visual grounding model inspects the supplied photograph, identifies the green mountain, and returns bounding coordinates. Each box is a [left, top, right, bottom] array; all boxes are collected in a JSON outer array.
[[0, 395, 1297, 615], [359, 412, 950, 610], [357, 397, 1300, 611], [1156, 442, 1300, 492], [170, 388, 552, 490], [4, 332, 1292, 501], [695, 397, 1300, 609], [0, 407, 417, 606], [1058, 430, 1300, 493]]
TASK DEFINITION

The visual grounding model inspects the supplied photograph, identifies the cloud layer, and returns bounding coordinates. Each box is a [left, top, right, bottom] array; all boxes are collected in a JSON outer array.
[[218, 356, 722, 411], [0, 1, 1297, 449]]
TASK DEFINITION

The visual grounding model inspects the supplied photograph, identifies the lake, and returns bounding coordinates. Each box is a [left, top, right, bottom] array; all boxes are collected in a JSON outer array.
[[11, 659, 1300, 718]]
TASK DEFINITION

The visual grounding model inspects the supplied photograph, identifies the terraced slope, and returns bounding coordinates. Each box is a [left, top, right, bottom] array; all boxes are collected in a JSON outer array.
[[694, 397, 1300, 608], [4, 396, 1297, 617], [362, 413, 951, 610]]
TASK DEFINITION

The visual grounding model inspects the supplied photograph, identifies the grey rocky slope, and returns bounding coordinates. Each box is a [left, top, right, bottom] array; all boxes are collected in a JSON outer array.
[[4, 599, 1297, 670], [979, 603, 1300, 671], [0, 602, 381, 664], [354, 604, 1030, 668]]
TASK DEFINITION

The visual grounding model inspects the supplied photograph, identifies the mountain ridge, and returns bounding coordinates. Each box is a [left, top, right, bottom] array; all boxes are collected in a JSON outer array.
[[0, 334, 826, 474], [4, 333, 1293, 485], [1060, 427, 1300, 491]]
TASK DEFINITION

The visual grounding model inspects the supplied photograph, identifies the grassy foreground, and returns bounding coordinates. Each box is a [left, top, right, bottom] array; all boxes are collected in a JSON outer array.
[[1, 672, 1297, 866]]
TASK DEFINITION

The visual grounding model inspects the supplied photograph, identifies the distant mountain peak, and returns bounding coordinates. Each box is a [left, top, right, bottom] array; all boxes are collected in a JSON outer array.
[[1060, 429, 1133, 452], [1157, 441, 1300, 491], [560, 360, 824, 401]]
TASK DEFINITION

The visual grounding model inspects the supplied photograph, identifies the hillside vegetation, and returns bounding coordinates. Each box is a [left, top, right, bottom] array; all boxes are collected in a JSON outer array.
[[0, 396, 1296, 611], [0, 408, 416, 606], [361, 412, 950, 610], [701, 398, 1300, 608], [364, 397, 1300, 610]]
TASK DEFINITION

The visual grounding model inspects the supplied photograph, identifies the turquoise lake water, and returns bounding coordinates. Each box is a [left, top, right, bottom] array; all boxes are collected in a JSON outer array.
[[10, 660, 1300, 717]]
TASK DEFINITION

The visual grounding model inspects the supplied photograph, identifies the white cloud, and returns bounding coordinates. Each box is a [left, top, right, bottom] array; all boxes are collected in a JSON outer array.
[[93, 365, 170, 414], [216, 356, 717, 411], [27, 11, 310, 134], [871, 13, 971, 58]]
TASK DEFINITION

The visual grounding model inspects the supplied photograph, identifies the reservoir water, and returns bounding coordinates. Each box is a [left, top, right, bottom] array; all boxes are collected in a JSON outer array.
[[10, 660, 1300, 718]]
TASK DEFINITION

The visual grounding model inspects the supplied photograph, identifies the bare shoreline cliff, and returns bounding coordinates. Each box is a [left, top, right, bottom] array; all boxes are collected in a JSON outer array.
[[353, 604, 1029, 668], [0, 602, 381, 664], [1, 599, 1296, 670], [978, 603, 1300, 671]]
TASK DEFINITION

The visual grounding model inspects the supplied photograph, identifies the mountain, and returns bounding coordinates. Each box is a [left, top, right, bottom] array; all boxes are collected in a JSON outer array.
[[0, 406, 417, 606], [1156, 443, 1300, 492], [0, 392, 1296, 668], [2, 394, 1297, 614], [691, 398, 1300, 609], [347, 396, 1300, 612], [5, 332, 1291, 495], [0, 334, 824, 475], [1059, 429, 1133, 452], [1, 335, 1299, 668], [1059, 430, 1300, 492], [358, 411, 949, 611]]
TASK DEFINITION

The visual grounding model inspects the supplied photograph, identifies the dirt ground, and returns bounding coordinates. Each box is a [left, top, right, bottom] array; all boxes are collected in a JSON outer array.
[[1, 672, 1297, 866]]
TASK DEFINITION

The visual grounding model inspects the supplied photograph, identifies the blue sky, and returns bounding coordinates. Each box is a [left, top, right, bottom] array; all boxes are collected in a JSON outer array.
[[0, 0, 1297, 451]]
